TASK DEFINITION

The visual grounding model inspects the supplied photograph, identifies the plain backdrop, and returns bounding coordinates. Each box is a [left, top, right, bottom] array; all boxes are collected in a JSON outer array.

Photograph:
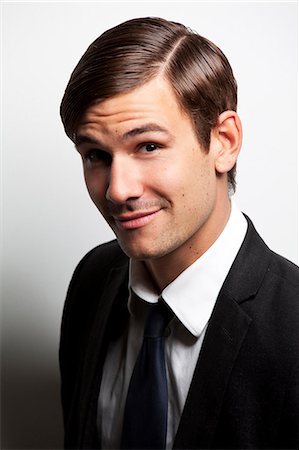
[[1, 1, 298, 448]]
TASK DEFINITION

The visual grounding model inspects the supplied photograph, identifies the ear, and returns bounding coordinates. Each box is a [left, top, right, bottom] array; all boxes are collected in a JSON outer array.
[[210, 110, 242, 174]]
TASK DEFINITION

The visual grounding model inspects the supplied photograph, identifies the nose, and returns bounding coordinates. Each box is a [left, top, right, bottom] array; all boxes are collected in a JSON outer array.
[[106, 156, 143, 204]]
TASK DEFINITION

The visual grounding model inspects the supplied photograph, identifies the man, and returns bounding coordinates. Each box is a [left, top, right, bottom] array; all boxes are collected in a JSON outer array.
[[59, 17, 299, 449]]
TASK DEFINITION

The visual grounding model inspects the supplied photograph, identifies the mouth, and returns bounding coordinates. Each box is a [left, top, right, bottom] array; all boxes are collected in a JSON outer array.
[[113, 209, 161, 230]]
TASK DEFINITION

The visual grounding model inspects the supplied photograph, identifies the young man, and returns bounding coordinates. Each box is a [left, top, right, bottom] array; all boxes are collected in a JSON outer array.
[[59, 17, 299, 449]]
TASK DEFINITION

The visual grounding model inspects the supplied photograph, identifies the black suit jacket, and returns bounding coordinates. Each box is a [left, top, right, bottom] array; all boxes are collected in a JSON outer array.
[[59, 217, 299, 449]]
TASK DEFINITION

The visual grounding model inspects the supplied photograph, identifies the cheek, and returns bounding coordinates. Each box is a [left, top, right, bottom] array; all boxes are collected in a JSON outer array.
[[84, 171, 107, 205], [178, 158, 215, 206]]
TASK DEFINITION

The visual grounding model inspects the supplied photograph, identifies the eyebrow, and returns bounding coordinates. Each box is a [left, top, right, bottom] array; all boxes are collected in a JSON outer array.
[[122, 124, 172, 141], [74, 135, 102, 147], [74, 123, 173, 148]]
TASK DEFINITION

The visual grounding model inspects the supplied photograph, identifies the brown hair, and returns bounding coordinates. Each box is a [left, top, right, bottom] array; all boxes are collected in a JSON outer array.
[[60, 17, 238, 191]]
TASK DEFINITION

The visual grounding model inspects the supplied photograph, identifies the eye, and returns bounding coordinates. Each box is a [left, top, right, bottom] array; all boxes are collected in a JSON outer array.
[[84, 149, 111, 166], [140, 143, 160, 153]]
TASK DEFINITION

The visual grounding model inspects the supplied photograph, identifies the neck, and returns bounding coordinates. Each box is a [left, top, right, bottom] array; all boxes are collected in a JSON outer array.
[[145, 194, 232, 292]]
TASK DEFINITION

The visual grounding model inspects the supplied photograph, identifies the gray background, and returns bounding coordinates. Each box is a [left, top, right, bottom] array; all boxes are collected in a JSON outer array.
[[2, 2, 298, 448]]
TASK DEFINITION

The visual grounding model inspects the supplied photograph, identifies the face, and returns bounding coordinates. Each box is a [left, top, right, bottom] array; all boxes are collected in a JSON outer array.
[[75, 77, 225, 265]]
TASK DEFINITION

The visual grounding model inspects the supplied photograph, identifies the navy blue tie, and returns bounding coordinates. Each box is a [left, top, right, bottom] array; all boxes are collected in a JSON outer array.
[[121, 300, 172, 450]]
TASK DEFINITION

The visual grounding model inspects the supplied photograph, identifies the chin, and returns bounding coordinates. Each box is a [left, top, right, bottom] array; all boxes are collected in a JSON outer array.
[[117, 239, 153, 259], [117, 239, 174, 262], [119, 245, 157, 261]]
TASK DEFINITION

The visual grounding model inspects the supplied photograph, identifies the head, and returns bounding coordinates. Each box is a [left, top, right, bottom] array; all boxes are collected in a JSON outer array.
[[60, 16, 238, 191], [60, 17, 242, 273]]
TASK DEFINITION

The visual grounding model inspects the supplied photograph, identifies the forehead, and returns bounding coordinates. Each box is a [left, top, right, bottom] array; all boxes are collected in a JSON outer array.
[[76, 76, 190, 137]]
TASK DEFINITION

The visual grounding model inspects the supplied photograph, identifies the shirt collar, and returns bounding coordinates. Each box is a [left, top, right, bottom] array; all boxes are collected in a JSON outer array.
[[129, 200, 248, 337]]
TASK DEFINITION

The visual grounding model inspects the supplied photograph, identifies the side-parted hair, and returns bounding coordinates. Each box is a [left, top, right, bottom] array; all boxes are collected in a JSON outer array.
[[60, 17, 238, 191]]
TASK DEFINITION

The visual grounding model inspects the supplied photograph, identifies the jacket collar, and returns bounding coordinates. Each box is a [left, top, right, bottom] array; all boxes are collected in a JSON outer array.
[[221, 214, 272, 303]]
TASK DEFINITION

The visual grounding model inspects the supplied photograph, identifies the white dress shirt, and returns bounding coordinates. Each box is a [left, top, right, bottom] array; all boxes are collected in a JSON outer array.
[[97, 201, 248, 449]]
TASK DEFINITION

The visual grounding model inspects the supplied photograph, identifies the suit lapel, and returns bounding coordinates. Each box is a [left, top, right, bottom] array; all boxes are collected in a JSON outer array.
[[173, 290, 252, 448], [173, 217, 272, 449], [79, 262, 130, 448]]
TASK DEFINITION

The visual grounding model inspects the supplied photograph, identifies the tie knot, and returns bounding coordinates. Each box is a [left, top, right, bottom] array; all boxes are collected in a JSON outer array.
[[144, 301, 172, 338]]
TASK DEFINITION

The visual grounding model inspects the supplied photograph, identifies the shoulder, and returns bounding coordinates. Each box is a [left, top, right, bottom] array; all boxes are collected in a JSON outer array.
[[263, 250, 299, 336], [239, 218, 299, 351], [268, 249, 299, 290], [264, 250, 299, 328], [61, 240, 129, 338], [60, 240, 129, 366], [66, 239, 129, 294], [243, 214, 299, 290], [231, 215, 299, 335], [72, 239, 129, 277]]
